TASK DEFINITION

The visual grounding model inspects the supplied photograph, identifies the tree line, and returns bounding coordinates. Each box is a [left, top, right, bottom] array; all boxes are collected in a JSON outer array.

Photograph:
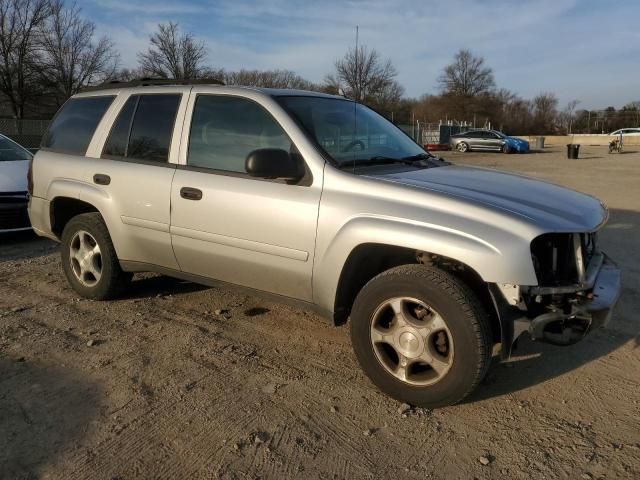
[[0, 1, 637, 135]]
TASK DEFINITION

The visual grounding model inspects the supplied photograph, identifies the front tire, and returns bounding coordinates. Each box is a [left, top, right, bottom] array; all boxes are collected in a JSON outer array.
[[61, 213, 131, 300], [456, 142, 469, 153], [350, 264, 492, 408]]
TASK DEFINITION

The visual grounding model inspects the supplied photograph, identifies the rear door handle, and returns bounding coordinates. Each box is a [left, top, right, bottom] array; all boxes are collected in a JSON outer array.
[[180, 187, 203, 201], [93, 174, 111, 185]]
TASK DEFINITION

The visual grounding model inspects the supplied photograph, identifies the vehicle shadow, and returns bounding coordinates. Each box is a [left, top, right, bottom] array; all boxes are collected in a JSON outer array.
[[0, 358, 101, 478], [119, 274, 209, 300], [0, 231, 57, 263], [467, 208, 639, 402]]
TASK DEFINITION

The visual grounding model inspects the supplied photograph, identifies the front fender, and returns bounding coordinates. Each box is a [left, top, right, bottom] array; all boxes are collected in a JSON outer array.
[[312, 214, 538, 314]]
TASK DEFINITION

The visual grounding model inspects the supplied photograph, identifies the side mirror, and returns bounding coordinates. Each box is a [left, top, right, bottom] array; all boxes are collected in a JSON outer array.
[[245, 148, 304, 181]]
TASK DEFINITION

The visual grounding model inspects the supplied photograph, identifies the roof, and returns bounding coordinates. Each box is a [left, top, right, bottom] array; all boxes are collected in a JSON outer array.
[[78, 78, 347, 101]]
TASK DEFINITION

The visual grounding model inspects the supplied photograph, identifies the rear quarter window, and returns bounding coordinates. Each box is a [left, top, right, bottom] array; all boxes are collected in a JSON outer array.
[[42, 96, 115, 155]]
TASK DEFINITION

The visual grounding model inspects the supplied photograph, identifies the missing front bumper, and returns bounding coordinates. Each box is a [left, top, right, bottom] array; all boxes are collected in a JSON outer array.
[[490, 255, 621, 358]]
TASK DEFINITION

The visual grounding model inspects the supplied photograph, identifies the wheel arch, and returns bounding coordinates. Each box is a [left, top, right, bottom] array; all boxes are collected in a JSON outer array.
[[330, 242, 501, 343], [50, 196, 100, 238]]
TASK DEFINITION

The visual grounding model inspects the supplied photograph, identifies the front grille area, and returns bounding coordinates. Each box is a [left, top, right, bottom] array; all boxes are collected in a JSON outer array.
[[531, 232, 598, 286], [0, 197, 30, 230]]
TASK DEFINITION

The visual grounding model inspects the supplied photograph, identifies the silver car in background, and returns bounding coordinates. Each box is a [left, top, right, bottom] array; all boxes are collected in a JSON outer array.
[[450, 129, 529, 153], [0, 134, 33, 232]]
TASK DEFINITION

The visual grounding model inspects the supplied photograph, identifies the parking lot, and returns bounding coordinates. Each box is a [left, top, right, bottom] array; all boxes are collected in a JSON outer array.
[[1, 145, 639, 479]]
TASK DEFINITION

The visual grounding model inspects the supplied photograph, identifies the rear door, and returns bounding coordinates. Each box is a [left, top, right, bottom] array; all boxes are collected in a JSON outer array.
[[169, 92, 322, 301], [85, 90, 188, 269], [466, 131, 484, 149]]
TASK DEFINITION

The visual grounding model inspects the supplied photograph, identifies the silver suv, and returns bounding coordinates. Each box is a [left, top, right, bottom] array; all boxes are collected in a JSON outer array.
[[28, 80, 620, 408]]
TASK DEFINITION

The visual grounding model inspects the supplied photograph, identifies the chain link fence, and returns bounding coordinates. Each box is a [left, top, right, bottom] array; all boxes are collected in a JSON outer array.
[[0, 118, 50, 150]]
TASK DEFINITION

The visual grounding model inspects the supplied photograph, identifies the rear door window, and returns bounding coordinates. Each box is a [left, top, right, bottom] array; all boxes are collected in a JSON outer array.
[[42, 96, 115, 154], [102, 94, 181, 163]]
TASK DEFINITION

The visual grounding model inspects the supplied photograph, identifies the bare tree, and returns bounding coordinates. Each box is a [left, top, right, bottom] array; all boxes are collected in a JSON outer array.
[[223, 68, 317, 90], [40, 1, 119, 106], [326, 46, 403, 106], [113, 66, 146, 82], [0, 0, 51, 118], [324, 45, 404, 117], [138, 22, 207, 79], [532, 92, 559, 134], [558, 99, 580, 134], [438, 49, 495, 97]]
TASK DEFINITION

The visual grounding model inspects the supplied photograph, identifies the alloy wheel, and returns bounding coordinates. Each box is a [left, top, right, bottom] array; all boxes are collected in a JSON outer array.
[[369, 297, 454, 386], [69, 230, 102, 287]]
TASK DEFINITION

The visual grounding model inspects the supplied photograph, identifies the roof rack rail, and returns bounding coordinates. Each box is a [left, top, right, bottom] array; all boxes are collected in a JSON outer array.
[[81, 77, 225, 92]]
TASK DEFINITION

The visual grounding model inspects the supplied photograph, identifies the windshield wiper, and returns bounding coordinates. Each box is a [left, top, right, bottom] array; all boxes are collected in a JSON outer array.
[[337, 156, 407, 168], [402, 153, 451, 166], [338, 153, 450, 169]]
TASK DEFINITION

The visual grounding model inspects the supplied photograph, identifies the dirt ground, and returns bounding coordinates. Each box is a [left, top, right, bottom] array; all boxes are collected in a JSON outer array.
[[1, 145, 639, 480]]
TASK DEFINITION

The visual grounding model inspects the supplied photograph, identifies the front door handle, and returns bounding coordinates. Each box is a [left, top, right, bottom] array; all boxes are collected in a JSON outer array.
[[93, 173, 111, 185], [180, 187, 203, 201]]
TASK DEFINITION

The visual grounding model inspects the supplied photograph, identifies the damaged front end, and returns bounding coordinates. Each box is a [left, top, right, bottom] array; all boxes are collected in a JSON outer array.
[[490, 232, 621, 358]]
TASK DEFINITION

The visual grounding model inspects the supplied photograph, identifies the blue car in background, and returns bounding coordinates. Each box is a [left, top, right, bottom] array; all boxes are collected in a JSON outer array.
[[449, 129, 529, 153]]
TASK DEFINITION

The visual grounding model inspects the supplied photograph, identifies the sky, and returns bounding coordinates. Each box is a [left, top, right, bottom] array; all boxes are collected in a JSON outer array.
[[83, 0, 640, 110]]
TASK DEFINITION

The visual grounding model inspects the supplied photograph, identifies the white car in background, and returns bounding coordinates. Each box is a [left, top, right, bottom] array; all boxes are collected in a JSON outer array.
[[609, 128, 640, 136], [0, 133, 33, 232]]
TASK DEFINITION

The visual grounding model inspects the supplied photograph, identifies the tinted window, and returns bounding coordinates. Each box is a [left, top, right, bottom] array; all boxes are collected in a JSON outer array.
[[102, 96, 137, 157], [188, 95, 291, 172], [43, 96, 115, 154], [127, 95, 180, 162]]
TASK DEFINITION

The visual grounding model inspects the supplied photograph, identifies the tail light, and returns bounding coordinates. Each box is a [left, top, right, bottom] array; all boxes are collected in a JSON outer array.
[[27, 155, 34, 195]]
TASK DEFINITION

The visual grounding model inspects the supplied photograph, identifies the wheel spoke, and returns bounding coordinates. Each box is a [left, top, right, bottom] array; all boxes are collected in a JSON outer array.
[[79, 232, 89, 253], [428, 312, 447, 332], [389, 298, 404, 316], [388, 299, 410, 328], [417, 350, 450, 376], [371, 326, 393, 345], [395, 355, 409, 381]]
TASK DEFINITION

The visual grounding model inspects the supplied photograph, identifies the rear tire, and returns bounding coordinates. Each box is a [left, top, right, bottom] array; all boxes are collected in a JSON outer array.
[[60, 213, 131, 300], [502, 144, 511, 154], [350, 264, 492, 408]]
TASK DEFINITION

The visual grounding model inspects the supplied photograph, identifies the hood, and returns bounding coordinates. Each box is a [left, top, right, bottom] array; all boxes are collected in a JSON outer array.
[[372, 165, 606, 232], [0, 160, 29, 192]]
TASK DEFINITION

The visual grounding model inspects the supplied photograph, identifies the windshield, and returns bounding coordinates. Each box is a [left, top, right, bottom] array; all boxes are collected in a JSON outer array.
[[277, 96, 426, 166], [0, 136, 32, 162]]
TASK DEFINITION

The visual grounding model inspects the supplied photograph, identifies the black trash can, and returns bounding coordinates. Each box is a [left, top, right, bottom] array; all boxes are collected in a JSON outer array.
[[567, 144, 580, 159]]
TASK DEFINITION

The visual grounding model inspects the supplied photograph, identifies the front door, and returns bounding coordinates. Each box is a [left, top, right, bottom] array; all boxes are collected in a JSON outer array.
[[169, 94, 322, 301]]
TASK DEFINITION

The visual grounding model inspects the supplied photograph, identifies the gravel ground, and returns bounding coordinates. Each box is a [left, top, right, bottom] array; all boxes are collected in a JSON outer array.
[[1, 145, 639, 479]]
